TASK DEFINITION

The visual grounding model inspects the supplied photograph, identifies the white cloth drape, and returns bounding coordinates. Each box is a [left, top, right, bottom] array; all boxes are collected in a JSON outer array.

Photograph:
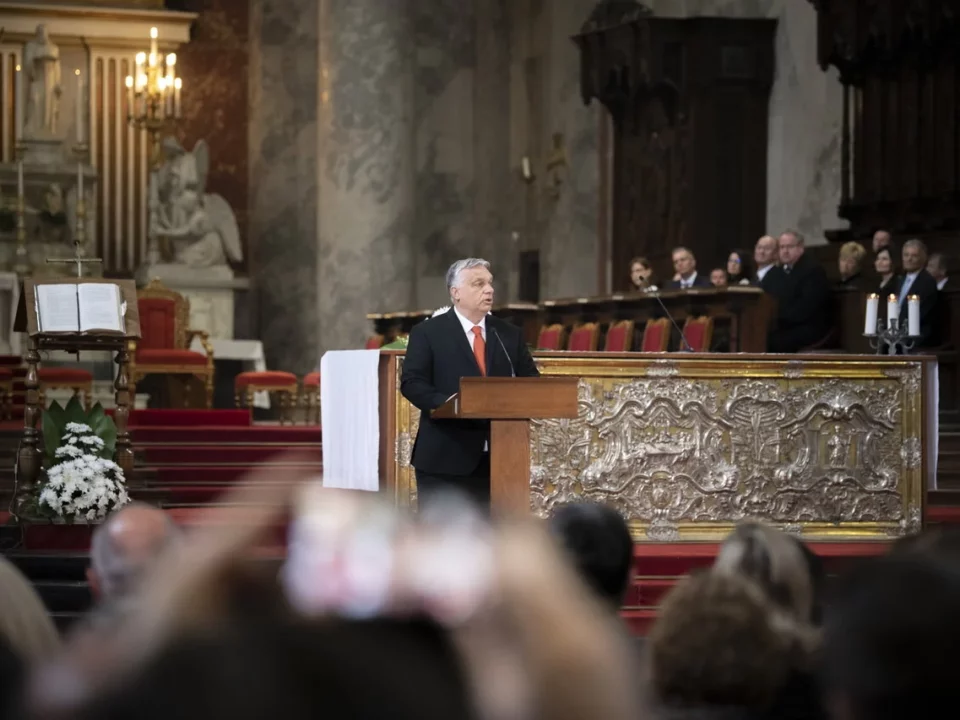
[[320, 349, 380, 491]]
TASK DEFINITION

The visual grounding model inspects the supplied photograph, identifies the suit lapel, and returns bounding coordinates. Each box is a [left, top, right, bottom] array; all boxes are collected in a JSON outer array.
[[485, 319, 497, 375], [444, 309, 482, 375]]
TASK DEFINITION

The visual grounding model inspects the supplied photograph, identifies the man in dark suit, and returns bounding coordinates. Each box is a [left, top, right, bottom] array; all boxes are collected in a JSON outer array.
[[667, 247, 712, 289], [767, 229, 832, 353], [899, 239, 940, 348], [752, 234, 786, 292], [401, 258, 539, 504]]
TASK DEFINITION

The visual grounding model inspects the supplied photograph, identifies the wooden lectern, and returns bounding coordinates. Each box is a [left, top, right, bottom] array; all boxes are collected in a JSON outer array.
[[432, 376, 579, 513]]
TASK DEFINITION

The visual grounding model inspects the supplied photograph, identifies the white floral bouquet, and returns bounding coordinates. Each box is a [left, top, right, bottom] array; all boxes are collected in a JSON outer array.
[[29, 397, 129, 523], [37, 421, 130, 522]]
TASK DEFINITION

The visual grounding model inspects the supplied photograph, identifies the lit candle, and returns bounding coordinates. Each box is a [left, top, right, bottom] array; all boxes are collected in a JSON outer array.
[[887, 294, 899, 328], [521, 157, 531, 179], [75, 69, 83, 145], [174, 77, 182, 117], [149, 27, 158, 67], [864, 293, 879, 335], [14, 64, 22, 140], [908, 294, 920, 337], [125, 75, 134, 116]]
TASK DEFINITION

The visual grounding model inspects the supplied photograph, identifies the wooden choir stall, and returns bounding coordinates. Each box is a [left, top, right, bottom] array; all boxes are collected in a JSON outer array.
[[13, 279, 140, 515]]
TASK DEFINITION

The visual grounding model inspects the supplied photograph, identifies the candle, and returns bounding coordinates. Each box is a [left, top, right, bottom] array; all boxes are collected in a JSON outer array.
[[149, 27, 158, 67], [75, 69, 83, 145], [14, 64, 22, 140], [864, 293, 879, 335], [174, 77, 182, 117], [125, 75, 134, 116], [887, 294, 899, 328], [521, 157, 531, 179], [908, 294, 920, 337]]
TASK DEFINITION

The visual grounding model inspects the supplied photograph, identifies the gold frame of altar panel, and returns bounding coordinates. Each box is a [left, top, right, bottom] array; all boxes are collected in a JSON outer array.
[[386, 351, 932, 542]]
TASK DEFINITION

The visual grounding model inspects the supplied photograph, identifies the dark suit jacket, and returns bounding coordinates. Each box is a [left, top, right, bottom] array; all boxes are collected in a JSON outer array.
[[668, 273, 711, 290], [768, 253, 831, 352], [756, 265, 786, 293], [400, 309, 539, 476], [897, 268, 940, 347]]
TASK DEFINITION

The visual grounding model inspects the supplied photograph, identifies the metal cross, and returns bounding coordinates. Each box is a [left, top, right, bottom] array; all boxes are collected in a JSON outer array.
[[46, 239, 103, 278]]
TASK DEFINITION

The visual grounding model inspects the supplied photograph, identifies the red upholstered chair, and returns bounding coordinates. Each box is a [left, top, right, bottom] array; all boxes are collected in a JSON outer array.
[[301, 371, 320, 425], [537, 324, 566, 350], [0, 367, 13, 419], [130, 280, 215, 408], [365, 335, 384, 350], [37, 367, 93, 411], [682, 316, 714, 352], [235, 371, 299, 425], [641, 318, 671, 352], [567, 322, 599, 352], [603, 320, 635, 352]]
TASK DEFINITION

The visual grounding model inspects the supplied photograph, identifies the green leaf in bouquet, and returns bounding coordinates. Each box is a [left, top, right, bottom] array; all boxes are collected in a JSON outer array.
[[42, 400, 67, 466], [88, 403, 117, 458], [64, 394, 87, 426]]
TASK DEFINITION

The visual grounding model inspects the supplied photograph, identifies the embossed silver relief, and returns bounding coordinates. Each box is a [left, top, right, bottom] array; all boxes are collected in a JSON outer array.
[[530, 374, 911, 533]]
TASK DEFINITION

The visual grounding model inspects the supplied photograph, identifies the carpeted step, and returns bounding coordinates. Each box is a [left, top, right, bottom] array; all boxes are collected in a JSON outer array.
[[132, 426, 321, 445], [138, 445, 322, 465], [33, 580, 92, 614], [620, 608, 657, 636], [144, 462, 323, 486], [626, 577, 678, 608], [122, 409, 253, 428]]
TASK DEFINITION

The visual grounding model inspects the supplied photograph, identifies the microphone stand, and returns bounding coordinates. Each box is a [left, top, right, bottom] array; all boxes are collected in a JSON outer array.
[[646, 287, 695, 352]]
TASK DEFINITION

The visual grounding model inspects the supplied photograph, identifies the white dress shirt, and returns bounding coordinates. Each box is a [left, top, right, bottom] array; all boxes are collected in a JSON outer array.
[[679, 272, 699, 289], [756, 264, 774, 282], [938, 277, 948, 291], [899, 272, 919, 303], [453, 306, 486, 347]]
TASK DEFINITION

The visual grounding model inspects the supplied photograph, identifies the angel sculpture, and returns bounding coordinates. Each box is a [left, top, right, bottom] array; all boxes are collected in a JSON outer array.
[[150, 137, 242, 269]]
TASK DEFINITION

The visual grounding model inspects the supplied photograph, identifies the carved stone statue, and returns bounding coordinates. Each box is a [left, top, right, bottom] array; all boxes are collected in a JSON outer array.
[[23, 24, 62, 138], [149, 137, 242, 268]]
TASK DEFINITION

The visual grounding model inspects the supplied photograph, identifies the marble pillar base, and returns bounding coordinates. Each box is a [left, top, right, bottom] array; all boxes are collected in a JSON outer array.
[[137, 264, 250, 339], [20, 137, 63, 166]]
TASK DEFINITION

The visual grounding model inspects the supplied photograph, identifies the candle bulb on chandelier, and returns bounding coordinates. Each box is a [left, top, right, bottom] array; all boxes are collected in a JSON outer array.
[[149, 27, 158, 67], [125, 75, 134, 117], [174, 77, 182, 118], [75, 69, 84, 145], [864, 293, 879, 336], [14, 64, 22, 141], [166, 53, 176, 117]]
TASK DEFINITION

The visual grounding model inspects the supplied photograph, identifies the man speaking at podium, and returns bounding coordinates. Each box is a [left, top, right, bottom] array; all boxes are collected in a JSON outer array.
[[401, 258, 540, 504]]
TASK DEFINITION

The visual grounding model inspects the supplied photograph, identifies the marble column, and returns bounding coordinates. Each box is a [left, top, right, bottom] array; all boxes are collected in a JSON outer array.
[[249, 0, 320, 374], [317, 0, 416, 353], [540, 0, 602, 301]]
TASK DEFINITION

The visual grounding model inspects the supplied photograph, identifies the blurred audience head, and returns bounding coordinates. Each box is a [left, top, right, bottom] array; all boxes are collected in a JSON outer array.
[[754, 234, 778, 269], [726, 249, 753, 281], [647, 570, 795, 712], [821, 553, 960, 720], [838, 241, 867, 280], [88, 503, 182, 619], [0, 556, 59, 665], [630, 256, 653, 289], [778, 230, 805, 267], [874, 245, 897, 277], [901, 238, 927, 273], [927, 252, 948, 283], [709, 268, 727, 287], [713, 522, 814, 625], [548, 502, 634, 611], [671, 247, 697, 280], [872, 229, 892, 253]]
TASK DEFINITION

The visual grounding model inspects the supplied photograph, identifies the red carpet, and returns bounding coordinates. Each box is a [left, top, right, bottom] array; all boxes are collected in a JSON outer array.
[[132, 425, 320, 445], [124, 409, 253, 427], [139, 445, 322, 465]]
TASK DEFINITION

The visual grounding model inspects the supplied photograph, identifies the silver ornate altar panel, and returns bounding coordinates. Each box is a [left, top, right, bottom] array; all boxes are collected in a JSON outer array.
[[390, 353, 934, 541]]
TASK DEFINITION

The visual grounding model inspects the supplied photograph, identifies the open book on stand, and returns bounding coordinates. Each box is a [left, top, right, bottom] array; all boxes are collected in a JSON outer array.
[[34, 283, 126, 334]]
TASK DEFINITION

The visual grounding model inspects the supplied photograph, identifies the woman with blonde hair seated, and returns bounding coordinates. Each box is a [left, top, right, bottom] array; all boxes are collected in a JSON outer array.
[[838, 241, 867, 289]]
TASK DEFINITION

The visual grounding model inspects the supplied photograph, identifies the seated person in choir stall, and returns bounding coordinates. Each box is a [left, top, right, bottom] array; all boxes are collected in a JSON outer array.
[[752, 234, 784, 291], [668, 247, 711, 289], [725, 249, 753, 285], [897, 239, 940, 348], [709, 268, 727, 287], [767, 230, 831, 353], [928, 252, 949, 291], [873, 228, 893, 253], [400, 258, 539, 506], [837, 241, 867, 288], [873, 245, 901, 329], [629, 256, 655, 290]]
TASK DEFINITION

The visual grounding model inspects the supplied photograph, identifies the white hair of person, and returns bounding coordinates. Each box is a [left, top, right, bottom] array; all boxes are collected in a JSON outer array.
[[0, 555, 60, 661], [90, 503, 182, 601], [445, 258, 491, 298], [904, 238, 928, 254], [781, 229, 805, 246]]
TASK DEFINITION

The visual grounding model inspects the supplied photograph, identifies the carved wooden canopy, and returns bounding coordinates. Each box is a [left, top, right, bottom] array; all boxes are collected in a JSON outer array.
[[811, 0, 960, 81]]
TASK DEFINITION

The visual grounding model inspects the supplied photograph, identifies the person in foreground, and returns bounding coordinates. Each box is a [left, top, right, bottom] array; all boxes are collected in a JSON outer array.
[[401, 258, 539, 505]]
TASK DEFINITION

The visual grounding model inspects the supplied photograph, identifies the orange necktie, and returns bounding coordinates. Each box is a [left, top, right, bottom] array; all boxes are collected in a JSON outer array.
[[471, 326, 486, 375]]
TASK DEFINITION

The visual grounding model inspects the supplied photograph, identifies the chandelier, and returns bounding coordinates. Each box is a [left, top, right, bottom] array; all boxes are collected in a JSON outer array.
[[125, 27, 181, 159]]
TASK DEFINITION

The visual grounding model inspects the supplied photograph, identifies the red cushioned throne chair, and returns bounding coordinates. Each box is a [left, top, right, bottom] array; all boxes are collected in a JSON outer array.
[[129, 280, 215, 408]]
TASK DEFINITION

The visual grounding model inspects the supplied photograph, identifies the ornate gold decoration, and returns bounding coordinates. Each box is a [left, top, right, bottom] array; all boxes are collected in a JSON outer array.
[[389, 354, 928, 541]]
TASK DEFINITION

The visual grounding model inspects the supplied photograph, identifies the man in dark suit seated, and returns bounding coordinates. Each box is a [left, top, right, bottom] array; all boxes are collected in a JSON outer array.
[[667, 247, 712, 289], [753, 234, 785, 291], [400, 258, 539, 505], [898, 239, 940, 348], [767, 229, 831, 353]]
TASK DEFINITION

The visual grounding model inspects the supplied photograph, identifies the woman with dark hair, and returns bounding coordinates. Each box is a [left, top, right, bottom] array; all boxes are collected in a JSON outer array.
[[629, 257, 655, 290], [874, 245, 900, 295], [726, 250, 753, 286]]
